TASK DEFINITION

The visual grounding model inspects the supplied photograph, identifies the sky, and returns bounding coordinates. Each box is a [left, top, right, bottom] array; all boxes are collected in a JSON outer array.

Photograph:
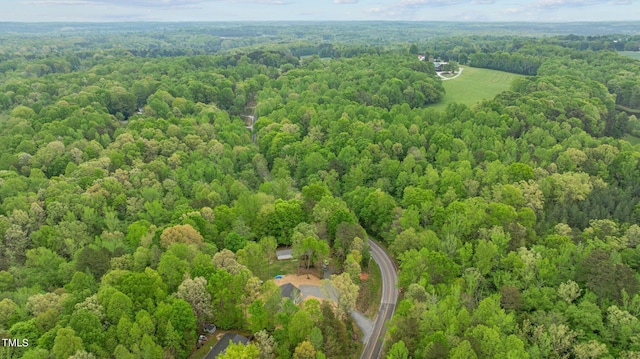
[[1, 0, 638, 22]]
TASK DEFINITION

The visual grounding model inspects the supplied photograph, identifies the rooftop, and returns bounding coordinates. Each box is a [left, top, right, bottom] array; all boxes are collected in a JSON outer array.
[[204, 333, 249, 359]]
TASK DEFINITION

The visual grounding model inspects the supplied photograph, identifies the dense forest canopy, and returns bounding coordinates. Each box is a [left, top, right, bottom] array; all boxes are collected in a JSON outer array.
[[1, 22, 640, 359]]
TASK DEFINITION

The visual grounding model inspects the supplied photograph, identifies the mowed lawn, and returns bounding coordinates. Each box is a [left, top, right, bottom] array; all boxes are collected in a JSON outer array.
[[619, 51, 640, 61], [430, 67, 524, 111]]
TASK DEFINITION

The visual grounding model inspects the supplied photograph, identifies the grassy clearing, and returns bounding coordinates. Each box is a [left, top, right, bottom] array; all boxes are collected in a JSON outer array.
[[430, 67, 524, 111], [267, 257, 298, 279], [619, 51, 640, 61], [356, 259, 382, 318], [623, 133, 640, 145], [617, 104, 640, 116]]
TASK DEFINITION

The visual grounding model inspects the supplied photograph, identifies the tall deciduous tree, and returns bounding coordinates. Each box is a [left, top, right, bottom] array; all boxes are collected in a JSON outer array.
[[175, 276, 212, 328], [254, 330, 276, 359], [321, 273, 358, 319], [52, 328, 84, 359], [293, 341, 316, 359], [218, 342, 260, 359], [159, 224, 203, 248], [292, 235, 329, 275], [387, 340, 410, 359]]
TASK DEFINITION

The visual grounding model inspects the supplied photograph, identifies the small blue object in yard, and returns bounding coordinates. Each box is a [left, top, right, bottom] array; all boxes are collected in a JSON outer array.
[[275, 275, 283, 279]]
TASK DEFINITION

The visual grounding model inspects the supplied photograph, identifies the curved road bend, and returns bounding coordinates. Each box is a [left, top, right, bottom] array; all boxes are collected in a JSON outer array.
[[361, 239, 399, 359]]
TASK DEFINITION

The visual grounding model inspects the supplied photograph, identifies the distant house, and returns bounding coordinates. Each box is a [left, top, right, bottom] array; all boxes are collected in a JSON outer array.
[[280, 283, 302, 304], [434, 61, 448, 72], [276, 248, 292, 260], [203, 324, 217, 335], [417, 54, 426, 61], [204, 333, 250, 359]]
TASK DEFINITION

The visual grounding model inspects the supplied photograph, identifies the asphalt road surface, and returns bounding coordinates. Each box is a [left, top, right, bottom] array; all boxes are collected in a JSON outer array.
[[361, 239, 399, 359]]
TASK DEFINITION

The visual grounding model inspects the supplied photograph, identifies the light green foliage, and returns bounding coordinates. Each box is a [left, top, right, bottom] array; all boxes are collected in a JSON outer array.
[[387, 340, 410, 359], [175, 276, 212, 327], [157, 252, 189, 293], [259, 199, 307, 245], [237, 241, 267, 278], [390, 228, 439, 258], [309, 327, 323, 351], [159, 224, 203, 248], [360, 189, 397, 238], [68, 310, 104, 349], [343, 251, 362, 283], [321, 273, 359, 319], [573, 340, 609, 359], [449, 340, 477, 359], [52, 328, 84, 359], [0, 270, 15, 292], [398, 247, 460, 289], [26, 292, 65, 317], [207, 268, 247, 329], [558, 280, 583, 304], [0, 298, 20, 329], [249, 300, 271, 333], [292, 234, 330, 273], [254, 330, 276, 359], [293, 341, 316, 359], [218, 341, 260, 359], [288, 310, 314, 347]]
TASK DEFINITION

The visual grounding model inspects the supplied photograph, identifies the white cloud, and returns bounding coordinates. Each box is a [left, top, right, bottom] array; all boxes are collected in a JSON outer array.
[[399, 0, 467, 7], [516, 0, 637, 10], [24, 0, 95, 4], [23, 0, 290, 8], [334, 0, 358, 3], [364, 0, 497, 20]]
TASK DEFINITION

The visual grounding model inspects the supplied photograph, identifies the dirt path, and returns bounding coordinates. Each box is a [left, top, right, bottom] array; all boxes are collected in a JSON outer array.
[[274, 274, 322, 288]]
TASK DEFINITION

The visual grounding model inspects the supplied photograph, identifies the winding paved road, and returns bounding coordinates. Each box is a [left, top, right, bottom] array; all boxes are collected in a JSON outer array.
[[361, 239, 399, 359]]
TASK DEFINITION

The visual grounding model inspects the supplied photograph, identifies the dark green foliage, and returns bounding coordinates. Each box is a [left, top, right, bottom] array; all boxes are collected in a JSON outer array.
[[469, 52, 542, 75], [224, 232, 247, 252], [576, 249, 639, 304], [317, 302, 350, 358], [259, 199, 307, 245], [75, 246, 111, 280]]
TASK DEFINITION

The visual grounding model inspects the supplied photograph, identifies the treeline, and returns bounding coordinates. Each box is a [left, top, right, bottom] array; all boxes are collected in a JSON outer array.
[[469, 52, 542, 76], [536, 49, 640, 112]]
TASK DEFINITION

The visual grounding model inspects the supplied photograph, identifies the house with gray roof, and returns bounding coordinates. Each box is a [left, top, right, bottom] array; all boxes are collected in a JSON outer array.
[[204, 333, 249, 359]]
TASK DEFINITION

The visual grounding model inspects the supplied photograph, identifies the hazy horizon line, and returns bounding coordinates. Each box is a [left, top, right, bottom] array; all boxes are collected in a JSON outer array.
[[2, 20, 640, 23]]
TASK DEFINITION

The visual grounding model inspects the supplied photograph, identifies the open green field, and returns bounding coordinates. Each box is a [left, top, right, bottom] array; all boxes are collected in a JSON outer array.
[[623, 133, 640, 146], [619, 51, 640, 60], [430, 67, 524, 111]]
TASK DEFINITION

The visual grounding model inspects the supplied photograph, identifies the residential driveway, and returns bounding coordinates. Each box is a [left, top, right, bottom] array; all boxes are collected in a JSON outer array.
[[437, 66, 464, 80], [298, 284, 336, 301], [297, 284, 374, 343], [351, 310, 374, 343]]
